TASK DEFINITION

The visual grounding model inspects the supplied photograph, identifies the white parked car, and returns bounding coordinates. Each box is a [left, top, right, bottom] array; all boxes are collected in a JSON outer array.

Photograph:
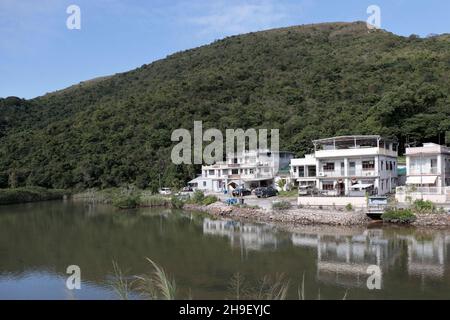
[[159, 188, 172, 196]]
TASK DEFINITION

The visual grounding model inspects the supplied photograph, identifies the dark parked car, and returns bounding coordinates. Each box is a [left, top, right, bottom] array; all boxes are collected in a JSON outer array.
[[232, 188, 252, 197], [255, 186, 278, 198]]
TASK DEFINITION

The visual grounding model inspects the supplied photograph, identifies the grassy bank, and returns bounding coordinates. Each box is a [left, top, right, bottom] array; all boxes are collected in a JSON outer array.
[[0, 187, 68, 205], [73, 188, 218, 209]]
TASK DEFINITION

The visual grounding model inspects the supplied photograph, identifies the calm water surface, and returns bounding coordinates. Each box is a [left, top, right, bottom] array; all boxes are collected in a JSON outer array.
[[1, 201, 450, 300]]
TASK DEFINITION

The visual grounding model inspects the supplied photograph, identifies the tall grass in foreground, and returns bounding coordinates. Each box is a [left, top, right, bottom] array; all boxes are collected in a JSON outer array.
[[136, 258, 177, 300], [110, 259, 349, 300], [110, 261, 134, 300]]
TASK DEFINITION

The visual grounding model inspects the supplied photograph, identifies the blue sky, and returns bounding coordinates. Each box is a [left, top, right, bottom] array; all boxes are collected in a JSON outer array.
[[1, 0, 449, 99]]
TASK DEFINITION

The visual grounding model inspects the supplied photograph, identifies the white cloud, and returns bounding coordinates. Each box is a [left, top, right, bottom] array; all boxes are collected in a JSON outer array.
[[186, 0, 305, 37]]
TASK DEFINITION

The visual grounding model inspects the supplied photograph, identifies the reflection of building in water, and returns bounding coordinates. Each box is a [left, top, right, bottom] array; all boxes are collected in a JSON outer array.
[[399, 234, 447, 280], [292, 229, 392, 288], [203, 218, 279, 252]]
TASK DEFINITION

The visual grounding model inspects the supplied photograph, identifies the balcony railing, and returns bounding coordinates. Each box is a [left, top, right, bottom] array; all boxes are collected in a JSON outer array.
[[409, 168, 438, 175], [221, 173, 274, 180], [318, 170, 376, 178], [396, 186, 450, 195]]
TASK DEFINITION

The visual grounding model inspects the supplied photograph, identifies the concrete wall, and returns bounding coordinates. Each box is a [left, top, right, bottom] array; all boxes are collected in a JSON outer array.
[[298, 196, 367, 208], [395, 193, 447, 204]]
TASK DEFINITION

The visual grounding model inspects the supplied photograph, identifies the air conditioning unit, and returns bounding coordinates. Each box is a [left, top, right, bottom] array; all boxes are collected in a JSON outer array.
[[318, 172, 326, 177], [365, 172, 374, 176]]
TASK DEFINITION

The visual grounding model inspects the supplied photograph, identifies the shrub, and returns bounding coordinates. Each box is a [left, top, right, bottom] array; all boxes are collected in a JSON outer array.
[[139, 195, 170, 207], [345, 203, 353, 211], [272, 201, 292, 210], [170, 195, 185, 209], [382, 208, 416, 224], [192, 190, 205, 204], [112, 194, 141, 209], [413, 199, 436, 213], [0, 187, 67, 205], [202, 195, 218, 206]]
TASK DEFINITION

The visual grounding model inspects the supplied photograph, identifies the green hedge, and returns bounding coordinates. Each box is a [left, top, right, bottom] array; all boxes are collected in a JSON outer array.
[[412, 200, 436, 214], [382, 208, 417, 224], [0, 187, 67, 205]]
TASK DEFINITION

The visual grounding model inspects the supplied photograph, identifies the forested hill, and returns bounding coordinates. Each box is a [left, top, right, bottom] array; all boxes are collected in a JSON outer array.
[[1, 21, 450, 190]]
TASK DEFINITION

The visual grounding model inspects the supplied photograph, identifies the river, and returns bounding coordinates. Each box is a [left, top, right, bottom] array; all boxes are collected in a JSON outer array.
[[1, 201, 449, 299]]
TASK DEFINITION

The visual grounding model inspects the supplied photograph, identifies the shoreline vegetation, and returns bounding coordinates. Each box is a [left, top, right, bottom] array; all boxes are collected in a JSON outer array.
[[72, 188, 219, 209], [1, 187, 449, 228], [0, 187, 68, 205]]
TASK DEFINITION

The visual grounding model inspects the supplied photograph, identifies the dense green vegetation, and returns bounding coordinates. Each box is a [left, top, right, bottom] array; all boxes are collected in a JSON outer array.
[[188, 190, 218, 206], [0, 187, 67, 205], [382, 208, 417, 223], [1, 22, 450, 190], [412, 199, 437, 213]]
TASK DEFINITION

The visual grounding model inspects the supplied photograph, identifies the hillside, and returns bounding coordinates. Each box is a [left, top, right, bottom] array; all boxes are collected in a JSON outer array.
[[1, 21, 450, 190]]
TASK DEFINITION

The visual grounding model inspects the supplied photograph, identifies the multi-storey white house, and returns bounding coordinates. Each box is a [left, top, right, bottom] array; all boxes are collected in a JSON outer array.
[[405, 143, 450, 187], [188, 149, 294, 193], [290, 154, 317, 189], [396, 143, 450, 203], [291, 135, 398, 207]]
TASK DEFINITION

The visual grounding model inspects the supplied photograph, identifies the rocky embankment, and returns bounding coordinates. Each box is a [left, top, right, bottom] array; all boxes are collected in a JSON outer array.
[[185, 202, 450, 228], [184, 202, 371, 226], [413, 214, 450, 227]]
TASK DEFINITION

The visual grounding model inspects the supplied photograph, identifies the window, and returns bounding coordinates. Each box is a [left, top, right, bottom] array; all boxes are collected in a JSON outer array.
[[431, 159, 437, 172], [298, 166, 305, 177], [249, 169, 254, 174], [322, 182, 334, 190], [208, 170, 215, 176], [232, 169, 239, 175], [222, 169, 228, 175], [293, 166, 297, 173], [349, 162, 356, 175], [323, 163, 335, 171], [381, 161, 384, 170], [362, 160, 375, 170], [203, 181, 206, 187]]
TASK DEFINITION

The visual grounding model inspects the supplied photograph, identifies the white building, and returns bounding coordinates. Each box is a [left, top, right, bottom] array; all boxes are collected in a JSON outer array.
[[405, 143, 450, 187], [291, 135, 398, 207], [188, 149, 294, 193], [396, 143, 450, 203]]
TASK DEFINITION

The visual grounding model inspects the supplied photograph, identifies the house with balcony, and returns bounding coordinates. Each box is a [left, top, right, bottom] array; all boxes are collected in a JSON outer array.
[[290, 135, 398, 207], [290, 154, 317, 194], [396, 143, 450, 203], [188, 149, 294, 193]]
